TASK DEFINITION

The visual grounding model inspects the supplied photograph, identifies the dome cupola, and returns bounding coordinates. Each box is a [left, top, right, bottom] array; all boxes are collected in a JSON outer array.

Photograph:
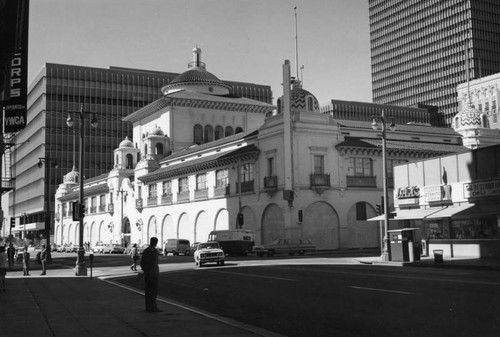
[[161, 47, 232, 96]]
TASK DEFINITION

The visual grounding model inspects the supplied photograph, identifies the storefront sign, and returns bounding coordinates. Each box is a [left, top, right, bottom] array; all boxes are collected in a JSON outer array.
[[397, 186, 420, 205], [423, 185, 452, 202], [463, 179, 500, 198]]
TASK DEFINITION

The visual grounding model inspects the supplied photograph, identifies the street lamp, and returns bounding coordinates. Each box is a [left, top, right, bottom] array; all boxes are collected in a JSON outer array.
[[38, 157, 59, 264], [67, 103, 97, 276], [371, 110, 395, 262]]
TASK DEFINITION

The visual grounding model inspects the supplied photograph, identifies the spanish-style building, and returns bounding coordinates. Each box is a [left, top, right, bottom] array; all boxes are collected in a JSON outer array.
[[54, 49, 471, 252]]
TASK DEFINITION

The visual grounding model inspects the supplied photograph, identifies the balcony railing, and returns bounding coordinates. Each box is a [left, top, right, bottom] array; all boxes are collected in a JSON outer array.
[[214, 185, 230, 197], [98, 205, 106, 213], [90, 207, 97, 214], [264, 175, 278, 189], [177, 191, 190, 202], [236, 180, 254, 193], [147, 196, 157, 206], [107, 203, 114, 213], [161, 194, 173, 205], [346, 175, 377, 188], [195, 189, 209, 200], [310, 173, 331, 187]]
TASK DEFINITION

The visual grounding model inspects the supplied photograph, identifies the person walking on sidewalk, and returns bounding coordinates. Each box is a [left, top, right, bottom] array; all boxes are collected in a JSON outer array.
[[6, 242, 15, 269], [130, 243, 139, 271], [140, 237, 161, 312], [40, 244, 47, 275], [22, 247, 30, 276], [0, 246, 8, 291]]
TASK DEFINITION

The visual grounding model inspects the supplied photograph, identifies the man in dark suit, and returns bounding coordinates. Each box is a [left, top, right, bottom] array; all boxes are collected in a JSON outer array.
[[140, 237, 161, 312]]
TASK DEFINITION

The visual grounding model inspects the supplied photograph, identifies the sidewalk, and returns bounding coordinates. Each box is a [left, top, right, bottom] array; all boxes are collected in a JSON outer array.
[[1, 263, 282, 337], [357, 254, 500, 270]]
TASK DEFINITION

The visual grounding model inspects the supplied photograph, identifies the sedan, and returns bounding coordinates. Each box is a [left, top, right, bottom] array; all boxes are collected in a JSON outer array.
[[102, 244, 126, 254]]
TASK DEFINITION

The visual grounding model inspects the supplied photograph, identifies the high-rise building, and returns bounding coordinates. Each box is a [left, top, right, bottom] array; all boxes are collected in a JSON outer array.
[[369, 0, 500, 127], [3, 61, 272, 237]]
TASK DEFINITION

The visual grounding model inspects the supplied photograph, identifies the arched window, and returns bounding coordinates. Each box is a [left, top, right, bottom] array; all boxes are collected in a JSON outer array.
[[214, 125, 224, 140], [126, 154, 133, 169], [235, 127, 243, 134], [193, 124, 203, 144], [225, 126, 234, 137], [115, 154, 119, 166], [144, 144, 148, 155], [307, 97, 314, 111], [155, 143, 163, 155], [204, 125, 214, 143]]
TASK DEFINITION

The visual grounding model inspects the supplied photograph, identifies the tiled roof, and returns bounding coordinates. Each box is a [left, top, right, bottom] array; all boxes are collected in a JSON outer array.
[[59, 183, 109, 202], [334, 119, 461, 136]]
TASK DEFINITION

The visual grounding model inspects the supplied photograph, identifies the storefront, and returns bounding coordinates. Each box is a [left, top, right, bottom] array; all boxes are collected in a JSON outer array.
[[389, 146, 500, 259]]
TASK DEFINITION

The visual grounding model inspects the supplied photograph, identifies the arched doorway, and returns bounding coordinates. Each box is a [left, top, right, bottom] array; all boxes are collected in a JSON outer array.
[[195, 211, 211, 243], [261, 204, 285, 244], [178, 213, 191, 243], [303, 202, 340, 250]]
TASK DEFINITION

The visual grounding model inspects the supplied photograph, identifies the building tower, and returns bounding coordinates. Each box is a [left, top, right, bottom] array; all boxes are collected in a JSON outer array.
[[369, 0, 500, 127]]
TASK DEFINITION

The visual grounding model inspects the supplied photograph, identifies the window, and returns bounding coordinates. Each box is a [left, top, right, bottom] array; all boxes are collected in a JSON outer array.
[[204, 125, 214, 143], [193, 124, 203, 144], [214, 126, 224, 140], [348, 158, 373, 177], [196, 174, 207, 190], [126, 154, 133, 169], [313, 155, 324, 174], [178, 177, 188, 192], [356, 202, 367, 220], [307, 96, 313, 111], [241, 163, 254, 182], [162, 181, 172, 196], [216, 169, 228, 188], [225, 126, 234, 137], [148, 184, 157, 198], [99, 194, 106, 210], [155, 143, 163, 155], [235, 127, 244, 134], [267, 157, 275, 176], [91, 197, 97, 213]]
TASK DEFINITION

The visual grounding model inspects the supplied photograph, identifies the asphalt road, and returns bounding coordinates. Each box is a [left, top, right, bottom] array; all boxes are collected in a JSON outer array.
[[111, 259, 500, 337]]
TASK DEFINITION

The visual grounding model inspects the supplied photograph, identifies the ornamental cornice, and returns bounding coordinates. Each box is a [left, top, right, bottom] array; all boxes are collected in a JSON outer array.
[[169, 97, 268, 114], [337, 146, 454, 159]]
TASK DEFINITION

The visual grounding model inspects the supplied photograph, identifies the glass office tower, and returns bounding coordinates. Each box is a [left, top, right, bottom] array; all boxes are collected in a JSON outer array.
[[5, 63, 272, 236], [369, 0, 500, 127]]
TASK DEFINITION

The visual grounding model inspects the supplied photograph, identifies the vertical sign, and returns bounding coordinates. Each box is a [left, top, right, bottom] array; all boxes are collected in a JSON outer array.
[[3, 0, 30, 133]]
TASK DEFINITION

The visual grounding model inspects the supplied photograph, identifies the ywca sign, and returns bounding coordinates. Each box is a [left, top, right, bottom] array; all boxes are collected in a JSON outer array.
[[464, 179, 500, 198]]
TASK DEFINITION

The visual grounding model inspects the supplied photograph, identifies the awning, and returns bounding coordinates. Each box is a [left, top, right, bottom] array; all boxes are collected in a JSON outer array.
[[393, 208, 441, 220], [424, 204, 475, 219]]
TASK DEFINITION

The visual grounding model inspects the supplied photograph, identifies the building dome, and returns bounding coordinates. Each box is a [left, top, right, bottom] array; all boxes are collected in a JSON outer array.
[[161, 47, 231, 96], [278, 79, 320, 114], [119, 136, 134, 148], [457, 102, 482, 128], [63, 167, 79, 184], [149, 126, 164, 137]]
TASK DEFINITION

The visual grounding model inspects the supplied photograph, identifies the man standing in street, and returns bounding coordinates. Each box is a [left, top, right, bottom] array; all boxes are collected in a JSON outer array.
[[140, 237, 161, 312], [7, 242, 15, 269]]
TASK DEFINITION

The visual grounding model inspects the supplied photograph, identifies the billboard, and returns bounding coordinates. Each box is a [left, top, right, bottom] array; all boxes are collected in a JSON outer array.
[[1, 0, 29, 133]]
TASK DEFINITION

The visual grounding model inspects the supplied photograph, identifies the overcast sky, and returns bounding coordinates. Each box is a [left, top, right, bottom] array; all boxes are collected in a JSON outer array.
[[28, 0, 372, 105]]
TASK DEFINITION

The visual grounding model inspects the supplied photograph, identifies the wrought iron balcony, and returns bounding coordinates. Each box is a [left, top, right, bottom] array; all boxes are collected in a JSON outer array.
[[136, 198, 143, 210], [264, 175, 278, 189], [107, 203, 114, 213], [161, 194, 173, 204], [346, 175, 377, 188], [310, 173, 331, 187], [147, 196, 157, 206], [195, 189, 209, 200], [236, 180, 254, 193], [214, 184, 230, 197], [177, 191, 190, 202]]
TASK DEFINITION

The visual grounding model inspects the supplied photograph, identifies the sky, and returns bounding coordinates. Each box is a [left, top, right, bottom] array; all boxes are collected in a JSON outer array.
[[28, 0, 372, 105]]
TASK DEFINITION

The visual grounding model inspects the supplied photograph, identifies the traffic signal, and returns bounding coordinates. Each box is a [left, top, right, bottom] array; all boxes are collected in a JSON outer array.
[[375, 204, 382, 215], [298, 210, 303, 222], [72, 202, 79, 221], [237, 212, 244, 226], [10, 217, 15, 227]]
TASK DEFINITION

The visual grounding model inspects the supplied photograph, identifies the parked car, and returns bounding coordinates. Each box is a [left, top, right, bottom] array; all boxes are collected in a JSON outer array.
[[138, 244, 162, 255], [252, 238, 316, 257], [194, 241, 225, 267], [64, 244, 77, 253], [163, 238, 190, 256], [93, 242, 107, 254], [50, 243, 60, 252], [189, 242, 200, 256], [102, 244, 125, 254]]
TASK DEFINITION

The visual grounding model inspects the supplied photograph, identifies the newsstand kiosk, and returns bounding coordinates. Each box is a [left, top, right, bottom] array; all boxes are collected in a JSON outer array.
[[388, 228, 422, 262]]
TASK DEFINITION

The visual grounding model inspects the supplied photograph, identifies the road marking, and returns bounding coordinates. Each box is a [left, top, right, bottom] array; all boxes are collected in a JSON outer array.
[[206, 269, 296, 281], [349, 286, 413, 295]]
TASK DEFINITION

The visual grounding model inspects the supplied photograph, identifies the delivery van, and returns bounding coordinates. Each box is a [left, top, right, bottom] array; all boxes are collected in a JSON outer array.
[[163, 238, 191, 256]]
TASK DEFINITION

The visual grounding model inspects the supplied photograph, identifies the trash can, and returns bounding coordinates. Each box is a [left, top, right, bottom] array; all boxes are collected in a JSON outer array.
[[433, 249, 443, 263]]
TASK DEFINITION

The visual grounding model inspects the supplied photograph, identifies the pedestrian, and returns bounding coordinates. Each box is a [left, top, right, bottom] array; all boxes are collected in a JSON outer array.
[[22, 247, 30, 276], [0, 246, 8, 291], [130, 243, 139, 271], [6, 242, 15, 269], [40, 244, 47, 275], [140, 237, 161, 312]]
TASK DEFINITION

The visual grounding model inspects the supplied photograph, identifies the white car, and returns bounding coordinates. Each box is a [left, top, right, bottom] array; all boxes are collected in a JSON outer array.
[[194, 241, 225, 267]]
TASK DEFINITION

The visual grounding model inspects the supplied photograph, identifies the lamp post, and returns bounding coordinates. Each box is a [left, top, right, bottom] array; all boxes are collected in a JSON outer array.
[[38, 157, 59, 264], [67, 104, 97, 276], [371, 110, 395, 262]]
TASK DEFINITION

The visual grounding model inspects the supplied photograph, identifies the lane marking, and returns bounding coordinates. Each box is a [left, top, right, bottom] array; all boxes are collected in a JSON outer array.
[[206, 269, 296, 281], [349, 286, 413, 295]]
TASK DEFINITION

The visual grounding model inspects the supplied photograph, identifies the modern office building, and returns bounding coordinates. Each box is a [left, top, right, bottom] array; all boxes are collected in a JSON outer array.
[[3, 58, 272, 240], [369, 0, 500, 127]]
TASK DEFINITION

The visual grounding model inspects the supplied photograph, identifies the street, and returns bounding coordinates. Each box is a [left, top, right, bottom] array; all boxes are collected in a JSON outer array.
[[111, 256, 500, 337]]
